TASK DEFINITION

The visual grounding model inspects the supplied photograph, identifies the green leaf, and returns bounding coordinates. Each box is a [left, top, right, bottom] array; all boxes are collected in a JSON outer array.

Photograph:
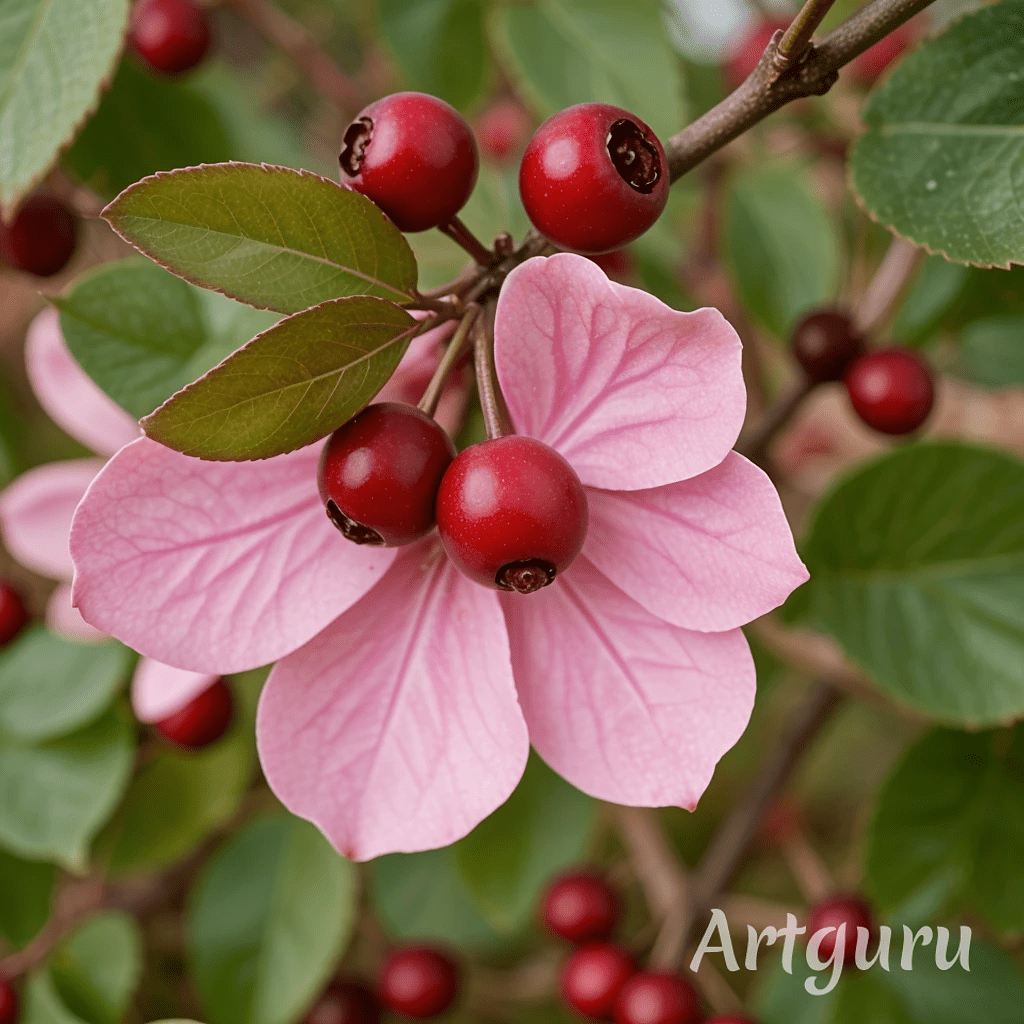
[[0, 0, 129, 215], [0, 628, 132, 742], [102, 163, 418, 313], [141, 296, 416, 460], [723, 165, 840, 337], [23, 970, 89, 1024], [867, 726, 1024, 932], [958, 316, 1024, 387], [188, 814, 357, 1024], [378, 0, 489, 111], [892, 256, 970, 346], [753, 957, 839, 1024], [800, 443, 1024, 725], [488, 0, 684, 139], [0, 848, 54, 947], [849, 0, 1024, 268], [833, 971, 914, 1024], [0, 706, 134, 871]]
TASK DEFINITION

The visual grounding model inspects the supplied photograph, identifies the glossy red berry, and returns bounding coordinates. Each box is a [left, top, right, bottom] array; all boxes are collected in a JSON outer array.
[[476, 99, 531, 163], [436, 436, 588, 593], [613, 972, 700, 1024], [791, 308, 864, 383], [805, 895, 875, 968], [339, 92, 479, 233], [519, 103, 668, 255], [560, 943, 634, 1020], [319, 403, 456, 548], [844, 348, 934, 435], [378, 947, 459, 1019], [543, 871, 621, 944], [849, 22, 914, 84], [128, 0, 211, 76], [305, 981, 381, 1024], [0, 195, 77, 277], [154, 678, 233, 749], [0, 581, 29, 648], [724, 19, 789, 90], [0, 978, 18, 1024]]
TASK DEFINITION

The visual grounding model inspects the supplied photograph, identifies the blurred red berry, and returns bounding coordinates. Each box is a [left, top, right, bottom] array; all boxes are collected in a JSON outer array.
[[154, 678, 233, 749], [305, 981, 381, 1024], [476, 99, 530, 163], [129, 0, 211, 76], [806, 895, 875, 968], [704, 1017, 759, 1024], [844, 348, 934, 435], [758, 797, 803, 846], [560, 943, 634, 1020], [613, 972, 701, 1024], [378, 947, 458, 1019], [791, 308, 865, 383], [0, 581, 29, 648], [724, 19, 789, 90], [0, 978, 18, 1024], [543, 871, 621, 944], [0, 195, 77, 277], [849, 22, 914, 85]]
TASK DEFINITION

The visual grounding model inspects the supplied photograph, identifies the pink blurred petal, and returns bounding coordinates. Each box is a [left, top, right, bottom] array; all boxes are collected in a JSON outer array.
[[257, 539, 529, 860], [503, 557, 755, 809], [584, 453, 808, 632], [131, 657, 220, 723], [26, 308, 140, 457], [0, 459, 103, 579], [70, 437, 396, 674], [495, 254, 745, 490], [46, 582, 109, 642]]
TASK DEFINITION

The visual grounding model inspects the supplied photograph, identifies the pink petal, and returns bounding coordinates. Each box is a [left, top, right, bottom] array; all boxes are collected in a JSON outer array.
[[503, 557, 755, 809], [26, 308, 140, 457], [46, 583, 109, 642], [0, 459, 103, 579], [584, 453, 809, 632], [69, 437, 396, 674], [495, 254, 745, 490], [131, 657, 220, 723], [257, 539, 529, 861]]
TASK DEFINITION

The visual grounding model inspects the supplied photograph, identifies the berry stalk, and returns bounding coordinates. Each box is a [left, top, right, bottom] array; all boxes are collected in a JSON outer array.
[[418, 303, 481, 418], [473, 310, 506, 440]]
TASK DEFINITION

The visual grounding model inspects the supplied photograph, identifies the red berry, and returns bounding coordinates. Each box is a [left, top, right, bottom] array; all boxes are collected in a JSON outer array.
[[613, 972, 700, 1024], [0, 978, 17, 1024], [154, 678, 233, 749], [791, 308, 864, 383], [724, 19, 789, 90], [0, 195, 77, 277], [543, 871, 621, 944], [436, 436, 588, 593], [849, 22, 914, 85], [805, 895, 875, 968], [844, 348, 934, 435], [704, 1017, 759, 1024], [0, 581, 29, 648], [319, 403, 456, 548], [305, 982, 381, 1024], [339, 92, 479, 233], [519, 103, 668, 255], [560, 943, 634, 1020], [378, 947, 458, 1019], [476, 100, 531, 163], [128, 0, 210, 76]]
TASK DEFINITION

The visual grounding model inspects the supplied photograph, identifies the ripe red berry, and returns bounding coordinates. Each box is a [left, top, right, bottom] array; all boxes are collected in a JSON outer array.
[[378, 947, 458, 1019], [128, 0, 211, 76], [0, 581, 29, 648], [790, 308, 864, 383], [154, 678, 233, 749], [339, 92, 479, 233], [805, 895, 875, 968], [543, 871, 621, 944], [560, 943, 634, 1020], [519, 103, 668, 255], [844, 348, 934, 435], [319, 403, 456, 548], [436, 436, 588, 594], [0, 978, 18, 1024], [849, 22, 914, 85], [305, 981, 381, 1024], [724, 19, 789, 90], [613, 972, 700, 1024], [0, 195, 77, 277], [476, 99, 531, 163]]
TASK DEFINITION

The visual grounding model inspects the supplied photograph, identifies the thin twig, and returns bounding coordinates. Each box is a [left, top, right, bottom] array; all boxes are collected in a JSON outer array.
[[474, 313, 505, 439], [854, 236, 923, 336], [439, 216, 497, 268], [613, 807, 687, 920], [420, 264, 481, 301], [780, 832, 835, 903], [418, 304, 480, 417], [774, 0, 839, 72], [737, 378, 814, 471]]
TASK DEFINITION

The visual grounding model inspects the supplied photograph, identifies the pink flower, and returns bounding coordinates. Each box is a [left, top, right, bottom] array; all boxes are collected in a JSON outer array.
[[70, 255, 807, 859]]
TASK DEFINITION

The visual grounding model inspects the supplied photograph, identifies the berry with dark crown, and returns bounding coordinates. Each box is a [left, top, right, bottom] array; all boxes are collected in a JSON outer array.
[[0, 195, 77, 277], [560, 943, 635, 1020], [128, 0, 211, 76], [844, 348, 934, 435], [378, 947, 458, 1019], [543, 871, 621, 944], [154, 678, 234, 749]]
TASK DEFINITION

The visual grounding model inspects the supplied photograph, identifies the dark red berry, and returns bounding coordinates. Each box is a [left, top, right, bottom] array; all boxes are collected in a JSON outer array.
[[849, 22, 914, 84], [476, 100, 531, 163], [339, 92, 479, 233], [724, 19, 789, 90], [378, 947, 458, 1019], [543, 871, 621, 944], [844, 348, 934, 435], [128, 0, 210, 75], [613, 972, 700, 1024], [560, 943, 634, 1020], [791, 308, 864, 383], [305, 981, 381, 1024], [805, 895, 875, 968], [0, 581, 29, 648], [519, 103, 668, 255], [704, 1017, 759, 1024], [154, 678, 233, 749], [319, 403, 456, 547], [0, 195, 77, 277], [436, 436, 588, 593], [0, 978, 18, 1024]]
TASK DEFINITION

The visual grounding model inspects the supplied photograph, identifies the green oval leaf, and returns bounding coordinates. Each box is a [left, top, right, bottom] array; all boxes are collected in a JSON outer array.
[[102, 163, 419, 314], [141, 296, 416, 460], [958, 316, 1024, 388], [23, 969, 89, 1024], [0, 848, 54, 948]]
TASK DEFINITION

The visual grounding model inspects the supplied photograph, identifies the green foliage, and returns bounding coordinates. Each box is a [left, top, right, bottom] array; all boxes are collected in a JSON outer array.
[[0, 848, 54, 947], [891, 257, 971, 346], [850, 0, 1024, 268], [141, 297, 416, 460], [957, 316, 1024, 387]]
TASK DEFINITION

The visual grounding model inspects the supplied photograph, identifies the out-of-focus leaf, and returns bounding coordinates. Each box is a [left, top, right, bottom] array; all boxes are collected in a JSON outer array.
[[23, 969, 89, 1024], [891, 256, 970, 345], [0, 848, 54, 947], [958, 316, 1024, 387]]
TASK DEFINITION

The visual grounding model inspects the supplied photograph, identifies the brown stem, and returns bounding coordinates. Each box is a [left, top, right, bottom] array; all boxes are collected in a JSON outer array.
[[613, 807, 687, 920], [774, 0, 839, 71], [474, 312, 505, 440], [418, 304, 480, 417], [780, 832, 835, 903], [439, 216, 496, 268], [420, 264, 482, 301], [854, 236, 923, 337], [737, 378, 814, 471]]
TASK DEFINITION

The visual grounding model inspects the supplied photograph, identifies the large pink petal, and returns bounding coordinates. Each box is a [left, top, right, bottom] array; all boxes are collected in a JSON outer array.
[[257, 540, 529, 861], [495, 254, 745, 490], [26, 308, 140, 457], [503, 557, 755, 809], [584, 453, 808, 632], [46, 583, 109, 642], [69, 437, 396, 674], [131, 657, 220, 723], [0, 460, 103, 579]]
